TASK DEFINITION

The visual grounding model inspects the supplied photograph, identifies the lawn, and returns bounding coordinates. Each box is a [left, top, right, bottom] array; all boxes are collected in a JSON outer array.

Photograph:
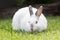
[[0, 16, 60, 40]]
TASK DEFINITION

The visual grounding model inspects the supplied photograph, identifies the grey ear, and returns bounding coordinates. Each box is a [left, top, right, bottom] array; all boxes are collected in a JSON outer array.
[[29, 5, 33, 16]]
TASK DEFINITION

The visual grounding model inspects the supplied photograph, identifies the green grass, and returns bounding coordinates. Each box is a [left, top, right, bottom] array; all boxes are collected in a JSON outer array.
[[0, 16, 60, 40]]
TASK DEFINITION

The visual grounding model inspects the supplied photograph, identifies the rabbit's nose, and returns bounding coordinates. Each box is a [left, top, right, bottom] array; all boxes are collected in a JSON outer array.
[[31, 24, 33, 27], [31, 24, 33, 31]]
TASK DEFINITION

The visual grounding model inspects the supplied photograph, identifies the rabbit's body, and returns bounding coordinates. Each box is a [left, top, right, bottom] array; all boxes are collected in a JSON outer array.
[[12, 6, 47, 32]]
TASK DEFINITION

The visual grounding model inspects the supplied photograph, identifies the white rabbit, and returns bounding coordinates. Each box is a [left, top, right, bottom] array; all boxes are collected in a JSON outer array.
[[12, 5, 47, 32]]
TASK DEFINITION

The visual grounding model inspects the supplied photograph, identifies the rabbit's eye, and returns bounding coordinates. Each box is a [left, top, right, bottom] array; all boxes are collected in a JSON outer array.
[[36, 21, 38, 24]]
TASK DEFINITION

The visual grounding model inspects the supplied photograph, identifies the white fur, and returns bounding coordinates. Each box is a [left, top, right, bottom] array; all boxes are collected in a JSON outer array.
[[12, 7, 47, 32]]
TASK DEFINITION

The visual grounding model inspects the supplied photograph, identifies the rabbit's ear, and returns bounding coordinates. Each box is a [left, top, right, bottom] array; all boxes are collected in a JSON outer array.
[[29, 5, 33, 16], [36, 6, 43, 16]]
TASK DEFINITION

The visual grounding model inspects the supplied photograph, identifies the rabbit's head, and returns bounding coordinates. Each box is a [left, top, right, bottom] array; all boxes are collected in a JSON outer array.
[[28, 5, 43, 31]]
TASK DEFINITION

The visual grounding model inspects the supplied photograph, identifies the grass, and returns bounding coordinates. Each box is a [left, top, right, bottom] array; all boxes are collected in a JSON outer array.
[[0, 16, 60, 40]]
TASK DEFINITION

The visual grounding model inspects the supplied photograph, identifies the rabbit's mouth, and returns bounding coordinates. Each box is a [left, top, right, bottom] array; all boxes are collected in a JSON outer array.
[[31, 24, 33, 31]]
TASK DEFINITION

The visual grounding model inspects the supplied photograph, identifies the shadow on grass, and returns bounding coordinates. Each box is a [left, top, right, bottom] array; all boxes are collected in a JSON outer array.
[[11, 29, 48, 35]]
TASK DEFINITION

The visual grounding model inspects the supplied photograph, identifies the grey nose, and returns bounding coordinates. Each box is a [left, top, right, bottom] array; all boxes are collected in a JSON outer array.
[[31, 24, 33, 27], [31, 24, 33, 31]]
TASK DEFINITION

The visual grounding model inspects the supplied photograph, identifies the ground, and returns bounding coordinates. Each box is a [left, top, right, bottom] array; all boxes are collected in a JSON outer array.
[[0, 16, 60, 40]]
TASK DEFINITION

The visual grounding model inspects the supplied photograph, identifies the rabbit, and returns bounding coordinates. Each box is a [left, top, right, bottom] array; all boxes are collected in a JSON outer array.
[[12, 5, 47, 32]]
